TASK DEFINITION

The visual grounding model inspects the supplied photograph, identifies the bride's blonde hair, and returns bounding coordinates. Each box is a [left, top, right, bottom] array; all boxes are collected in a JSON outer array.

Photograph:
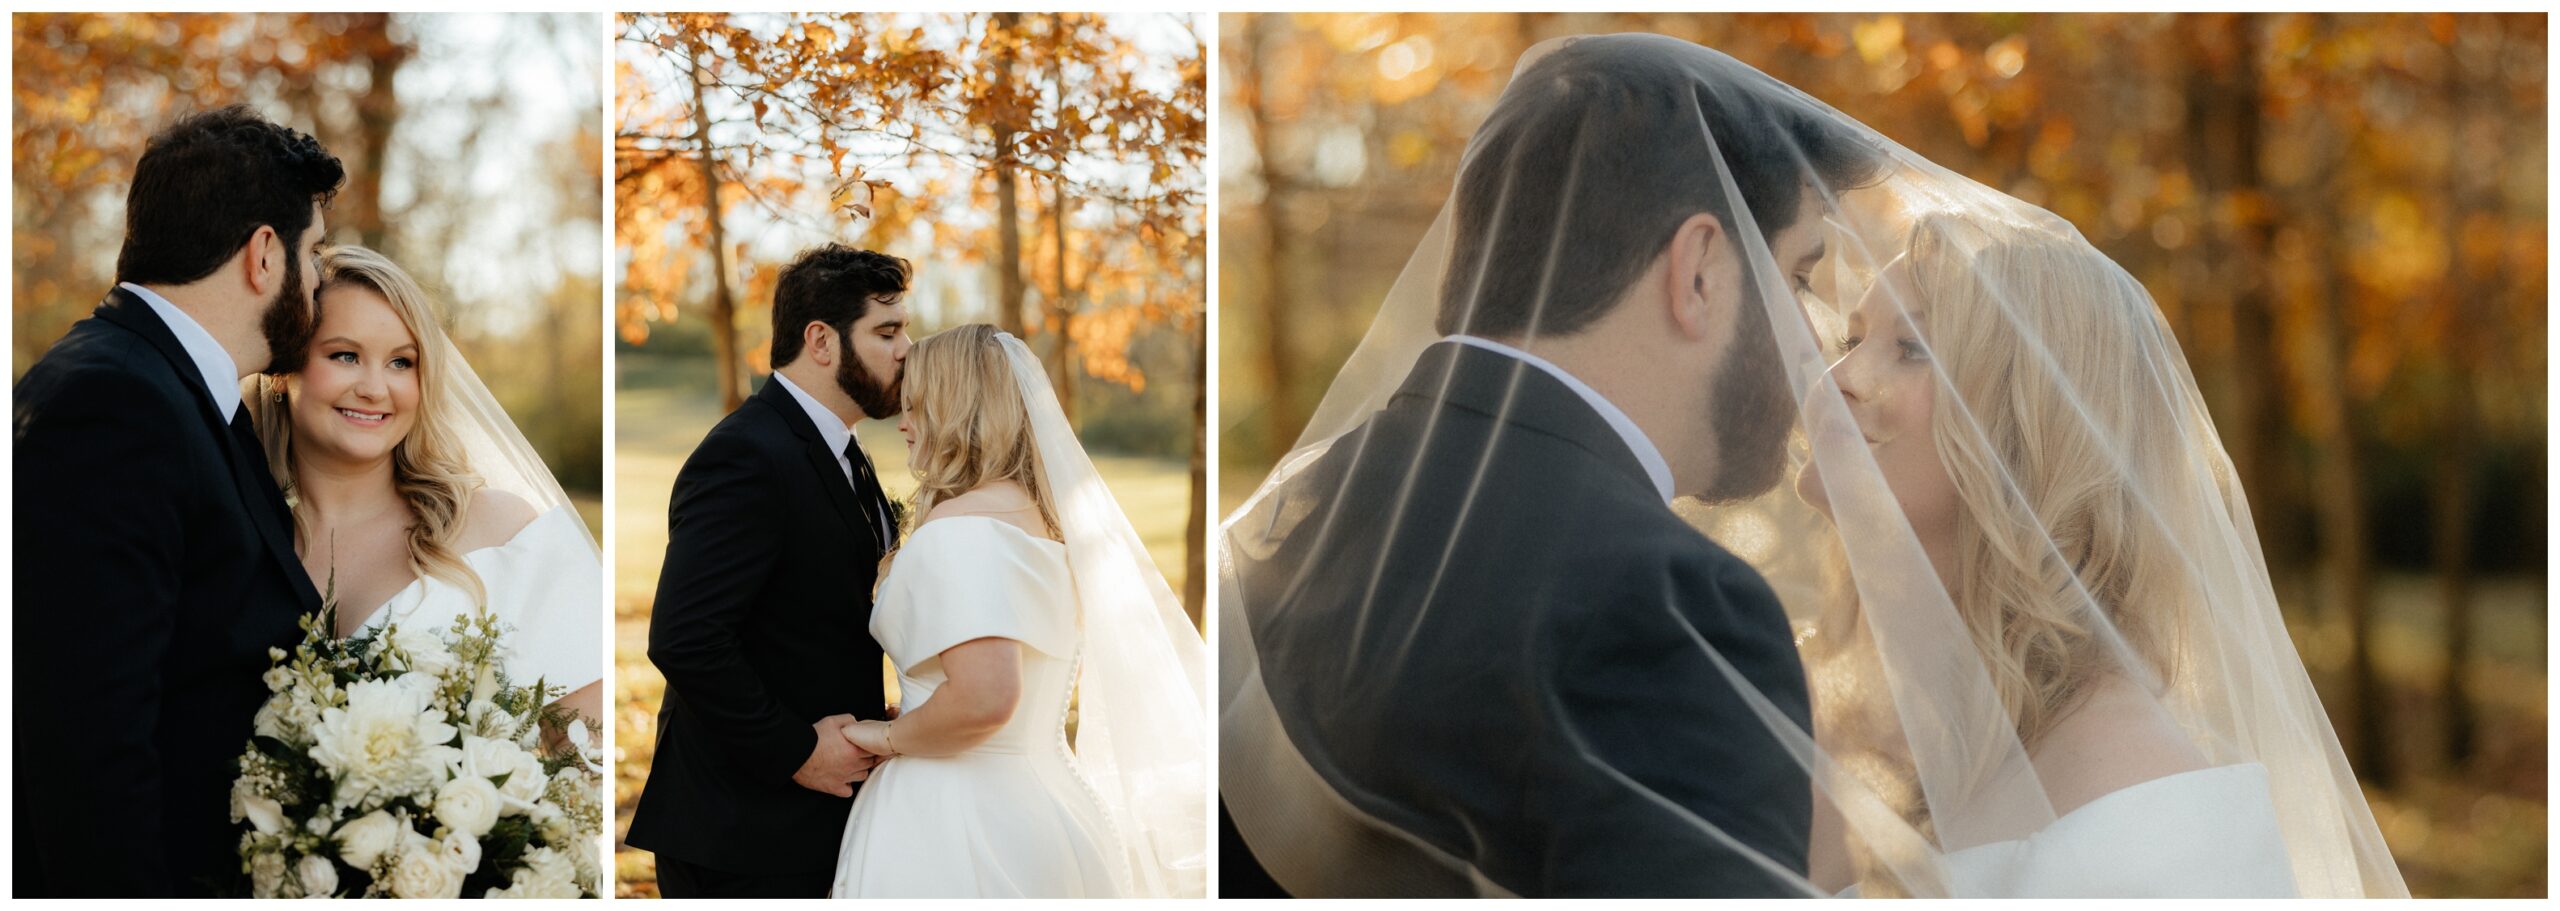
[[898, 323, 1057, 539], [1910, 212, 2199, 750], [250, 245, 487, 607], [1807, 214, 2213, 889]]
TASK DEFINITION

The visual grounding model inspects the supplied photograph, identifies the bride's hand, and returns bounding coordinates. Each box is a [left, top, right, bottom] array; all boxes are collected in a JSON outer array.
[[840, 719, 896, 757]]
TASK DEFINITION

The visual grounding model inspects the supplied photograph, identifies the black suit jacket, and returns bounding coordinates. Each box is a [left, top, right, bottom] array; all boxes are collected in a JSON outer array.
[[1223, 341, 1812, 897], [625, 376, 891, 876], [13, 288, 323, 897]]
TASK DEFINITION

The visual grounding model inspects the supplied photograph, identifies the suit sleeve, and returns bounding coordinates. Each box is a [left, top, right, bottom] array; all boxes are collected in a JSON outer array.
[[645, 427, 820, 783], [14, 365, 188, 895], [1523, 549, 1814, 897]]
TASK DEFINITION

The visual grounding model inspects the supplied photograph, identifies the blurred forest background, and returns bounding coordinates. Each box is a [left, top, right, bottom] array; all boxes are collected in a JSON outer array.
[[1222, 12, 2545, 898], [12, 12, 605, 532], [611, 12, 1205, 895]]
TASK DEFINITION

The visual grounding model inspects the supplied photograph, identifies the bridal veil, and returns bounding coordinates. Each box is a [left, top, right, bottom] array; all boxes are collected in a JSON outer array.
[[1219, 33, 2403, 898]]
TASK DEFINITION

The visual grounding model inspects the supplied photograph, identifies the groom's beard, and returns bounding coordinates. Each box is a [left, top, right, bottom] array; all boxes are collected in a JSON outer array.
[[837, 336, 903, 420], [259, 246, 316, 374], [1696, 291, 1794, 504]]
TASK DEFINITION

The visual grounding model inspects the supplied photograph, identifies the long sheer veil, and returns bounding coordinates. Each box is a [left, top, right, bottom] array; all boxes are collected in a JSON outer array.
[[1221, 33, 2404, 898], [996, 332, 1210, 897]]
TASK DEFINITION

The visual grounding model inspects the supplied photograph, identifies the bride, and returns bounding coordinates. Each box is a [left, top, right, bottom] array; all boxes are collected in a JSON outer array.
[[827, 324, 1206, 898], [247, 245, 601, 730], [1220, 33, 2405, 898]]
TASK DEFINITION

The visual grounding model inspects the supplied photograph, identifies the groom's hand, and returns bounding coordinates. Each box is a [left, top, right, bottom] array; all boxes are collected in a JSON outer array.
[[793, 714, 882, 797]]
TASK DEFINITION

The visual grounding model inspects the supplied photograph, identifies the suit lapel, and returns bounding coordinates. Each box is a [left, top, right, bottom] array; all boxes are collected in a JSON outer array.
[[95, 290, 324, 614], [752, 378, 880, 554]]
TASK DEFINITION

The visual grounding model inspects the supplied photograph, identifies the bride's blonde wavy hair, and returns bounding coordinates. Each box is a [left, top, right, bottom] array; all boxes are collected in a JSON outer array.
[[1909, 213, 2200, 752], [1808, 214, 2213, 885], [250, 245, 487, 607], [899, 323, 1058, 540]]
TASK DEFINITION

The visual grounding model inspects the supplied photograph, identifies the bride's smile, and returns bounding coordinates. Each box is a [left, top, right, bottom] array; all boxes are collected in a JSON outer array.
[[290, 283, 421, 462]]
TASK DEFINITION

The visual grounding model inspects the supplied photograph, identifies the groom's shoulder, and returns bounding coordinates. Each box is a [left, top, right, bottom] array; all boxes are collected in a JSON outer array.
[[679, 397, 795, 471], [1565, 507, 1781, 624], [16, 318, 190, 418]]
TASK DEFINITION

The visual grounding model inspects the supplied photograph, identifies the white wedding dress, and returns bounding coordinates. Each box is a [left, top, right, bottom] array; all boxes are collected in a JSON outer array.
[[1836, 763, 2297, 897], [355, 503, 604, 695], [829, 516, 1125, 898]]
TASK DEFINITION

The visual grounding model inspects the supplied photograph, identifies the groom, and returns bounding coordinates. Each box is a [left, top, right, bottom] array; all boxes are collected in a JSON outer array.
[[13, 105, 338, 896], [627, 243, 914, 897], [1222, 36, 1885, 896]]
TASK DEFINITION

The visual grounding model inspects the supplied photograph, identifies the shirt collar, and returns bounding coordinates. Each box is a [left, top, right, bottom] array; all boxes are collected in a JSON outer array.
[[770, 370, 857, 462], [120, 282, 242, 420], [1443, 335, 1676, 504]]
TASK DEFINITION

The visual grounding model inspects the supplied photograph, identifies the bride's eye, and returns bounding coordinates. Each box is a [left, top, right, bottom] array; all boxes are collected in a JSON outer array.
[[328, 351, 359, 365], [389, 356, 416, 370], [1836, 334, 1861, 354], [1897, 338, 1930, 362]]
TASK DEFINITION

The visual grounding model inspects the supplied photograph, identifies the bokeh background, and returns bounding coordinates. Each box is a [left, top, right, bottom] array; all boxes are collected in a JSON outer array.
[[612, 12, 1205, 895], [1221, 12, 2545, 898], [12, 12, 606, 532]]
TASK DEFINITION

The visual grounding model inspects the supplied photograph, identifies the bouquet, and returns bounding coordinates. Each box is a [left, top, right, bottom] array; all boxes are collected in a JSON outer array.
[[231, 605, 603, 898]]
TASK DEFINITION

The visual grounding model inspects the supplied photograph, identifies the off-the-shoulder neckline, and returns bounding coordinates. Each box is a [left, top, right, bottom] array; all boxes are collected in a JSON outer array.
[[911, 512, 1066, 547]]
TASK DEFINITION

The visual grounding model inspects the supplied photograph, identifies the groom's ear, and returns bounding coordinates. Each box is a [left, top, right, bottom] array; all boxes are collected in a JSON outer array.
[[1666, 212, 1726, 342], [802, 320, 838, 368], [240, 224, 283, 297]]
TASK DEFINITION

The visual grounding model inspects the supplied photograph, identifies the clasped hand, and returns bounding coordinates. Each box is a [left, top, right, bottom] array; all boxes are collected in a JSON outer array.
[[792, 712, 888, 798]]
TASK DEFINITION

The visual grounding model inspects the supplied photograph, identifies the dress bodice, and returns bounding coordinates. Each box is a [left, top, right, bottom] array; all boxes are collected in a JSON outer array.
[[356, 504, 603, 694], [1919, 762, 2298, 897], [871, 516, 1080, 755]]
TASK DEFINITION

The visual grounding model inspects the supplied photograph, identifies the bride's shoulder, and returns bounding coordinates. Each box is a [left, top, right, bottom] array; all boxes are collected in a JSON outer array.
[[455, 488, 541, 552], [2030, 674, 2212, 816]]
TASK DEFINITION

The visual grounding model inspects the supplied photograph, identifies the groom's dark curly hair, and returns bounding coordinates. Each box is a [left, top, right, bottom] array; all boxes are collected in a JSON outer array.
[[1438, 35, 1888, 338], [770, 243, 912, 367], [115, 104, 345, 287]]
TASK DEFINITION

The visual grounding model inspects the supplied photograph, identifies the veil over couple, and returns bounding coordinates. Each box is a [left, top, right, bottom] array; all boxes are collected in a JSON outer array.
[[624, 246, 1208, 898], [14, 105, 601, 897], [1221, 34, 2408, 898]]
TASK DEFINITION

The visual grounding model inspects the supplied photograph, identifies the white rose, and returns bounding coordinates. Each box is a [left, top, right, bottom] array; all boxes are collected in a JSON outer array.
[[433, 775, 502, 839], [334, 810, 401, 870], [249, 849, 287, 898], [487, 846, 583, 899], [457, 736, 551, 813], [386, 839, 465, 899], [391, 622, 460, 677], [440, 830, 484, 877], [297, 854, 339, 897], [308, 677, 458, 809], [231, 779, 286, 835]]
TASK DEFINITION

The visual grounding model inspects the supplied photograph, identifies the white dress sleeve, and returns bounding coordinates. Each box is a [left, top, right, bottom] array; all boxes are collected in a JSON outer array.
[[870, 517, 1077, 671], [473, 504, 606, 695]]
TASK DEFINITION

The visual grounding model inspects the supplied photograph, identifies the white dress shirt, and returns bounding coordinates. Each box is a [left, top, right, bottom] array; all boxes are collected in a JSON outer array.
[[120, 281, 243, 421], [771, 371, 858, 486], [1444, 335, 1675, 504]]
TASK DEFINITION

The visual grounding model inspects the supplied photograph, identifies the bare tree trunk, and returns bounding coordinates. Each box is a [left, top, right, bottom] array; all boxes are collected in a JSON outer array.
[[690, 41, 745, 413], [1044, 15, 1077, 425], [2181, 13, 2292, 561], [346, 13, 408, 254], [991, 12, 1027, 337], [1244, 14, 1301, 449], [2434, 14, 2505, 767], [1184, 315, 1208, 625]]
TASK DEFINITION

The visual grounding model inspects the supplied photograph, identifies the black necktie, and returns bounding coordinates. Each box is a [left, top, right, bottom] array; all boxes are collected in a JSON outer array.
[[844, 435, 893, 546]]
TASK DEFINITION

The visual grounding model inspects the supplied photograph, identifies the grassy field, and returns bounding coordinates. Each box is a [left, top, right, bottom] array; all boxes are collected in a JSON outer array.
[[611, 354, 1196, 897]]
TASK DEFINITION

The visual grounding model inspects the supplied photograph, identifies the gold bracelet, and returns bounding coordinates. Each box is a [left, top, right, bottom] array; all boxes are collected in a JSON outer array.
[[883, 720, 897, 755]]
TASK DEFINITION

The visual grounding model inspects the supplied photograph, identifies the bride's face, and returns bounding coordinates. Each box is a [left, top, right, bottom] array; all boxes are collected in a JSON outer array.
[[290, 284, 422, 466], [1798, 260, 1958, 538]]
